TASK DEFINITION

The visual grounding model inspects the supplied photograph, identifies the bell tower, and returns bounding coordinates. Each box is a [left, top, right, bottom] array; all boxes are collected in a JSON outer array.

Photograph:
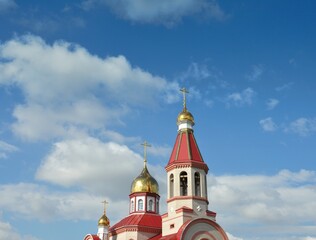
[[162, 88, 216, 237]]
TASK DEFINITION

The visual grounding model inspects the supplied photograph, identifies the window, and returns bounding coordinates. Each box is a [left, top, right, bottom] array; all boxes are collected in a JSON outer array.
[[148, 199, 153, 211], [156, 200, 159, 213], [180, 171, 188, 196], [170, 174, 174, 198], [138, 199, 143, 211], [195, 172, 201, 196], [131, 200, 134, 212]]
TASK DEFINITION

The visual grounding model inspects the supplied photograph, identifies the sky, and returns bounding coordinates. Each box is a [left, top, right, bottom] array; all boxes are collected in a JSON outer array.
[[0, 0, 316, 239]]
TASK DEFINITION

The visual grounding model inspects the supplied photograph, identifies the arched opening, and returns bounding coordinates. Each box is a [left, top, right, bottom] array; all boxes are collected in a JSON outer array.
[[170, 174, 174, 198], [148, 199, 153, 211], [180, 171, 188, 196], [131, 200, 134, 212], [138, 199, 143, 211], [195, 172, 201, 196], [156, 200, 159, 213]]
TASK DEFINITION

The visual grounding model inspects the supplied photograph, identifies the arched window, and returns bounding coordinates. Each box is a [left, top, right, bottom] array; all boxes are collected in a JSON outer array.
[[170, 174, 174, 198], [195, 172, 201, 196], [204, 175, 208, 198], [156, 200, 159, 213], [180, 171, 188, 196], [138, 199, 143, 211], [131, 200, 134, 212], [148, 199, 153, 211]]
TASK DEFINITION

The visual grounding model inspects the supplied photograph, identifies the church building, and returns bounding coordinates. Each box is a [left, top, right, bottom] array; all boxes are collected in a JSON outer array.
[[84, 89, 229, 240]]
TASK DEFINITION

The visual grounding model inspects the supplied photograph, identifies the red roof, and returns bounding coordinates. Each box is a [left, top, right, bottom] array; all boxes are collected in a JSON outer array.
[[83, 234, 100, 240], [110, 213, 162, 232], [167, 130, 208, 171]]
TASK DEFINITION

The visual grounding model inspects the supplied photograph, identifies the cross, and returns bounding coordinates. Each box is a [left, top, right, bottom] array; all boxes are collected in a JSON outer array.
[[180, 87, 189, 110], [101, 200, 108, 214], [141, 141, 151, 163]]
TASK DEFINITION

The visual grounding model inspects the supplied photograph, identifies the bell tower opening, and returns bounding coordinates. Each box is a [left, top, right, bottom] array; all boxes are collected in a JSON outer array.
[[169, 174, 174, 198], [180, 171, 188, 196], [195, 172, 201, 196]]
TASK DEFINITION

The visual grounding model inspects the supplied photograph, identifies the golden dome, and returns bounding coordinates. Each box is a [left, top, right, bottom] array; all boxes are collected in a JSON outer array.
[[131, 165, 159, 194], [98, 213, 110, 226], [177, 108, 195, 125]]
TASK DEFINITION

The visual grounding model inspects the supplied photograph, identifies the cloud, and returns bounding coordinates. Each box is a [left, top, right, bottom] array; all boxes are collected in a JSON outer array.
[[0, 183, 128, 224], [246, 64, 264, 81], [226, 88, 256, 107], [0, 0, 16, 12], [181, 62, 211, 81], [259, 117, 278, 132], [209, 169, 316, 239], [36, 136, 143, 198], [0, 140, 18, 159], [285, 117, 316, 137], [275, 82, 294, 91], [81, 0, 228, 25], [0, 220, 39, 240], [226, 233, 243, 240], [266, 98, 279, 110], [0, 35, 177, 141]]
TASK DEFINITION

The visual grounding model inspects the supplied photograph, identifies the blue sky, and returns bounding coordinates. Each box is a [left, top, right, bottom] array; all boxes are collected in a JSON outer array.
[[0, 0, 316, 240]]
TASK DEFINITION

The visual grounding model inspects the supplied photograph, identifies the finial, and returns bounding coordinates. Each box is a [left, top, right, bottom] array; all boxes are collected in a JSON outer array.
[[180, 87, 189, 110], [141, 141, 151, 165], [101, 200, 108, 214]]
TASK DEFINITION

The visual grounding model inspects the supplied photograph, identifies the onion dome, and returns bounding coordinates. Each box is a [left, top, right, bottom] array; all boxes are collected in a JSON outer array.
[[177, 108, 195, 125], [98, 213, 110, 227], [130, 164, 159, 194]]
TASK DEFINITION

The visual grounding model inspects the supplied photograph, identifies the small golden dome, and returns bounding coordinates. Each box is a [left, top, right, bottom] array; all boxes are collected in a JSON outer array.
[[131, 165, 159, 194], [177, 108, 195, 125], [98, 213, 110, 226]]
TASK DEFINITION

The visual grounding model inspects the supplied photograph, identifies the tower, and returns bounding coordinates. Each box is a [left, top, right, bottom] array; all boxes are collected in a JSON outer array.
[[108, 142, 162, 240], [84, 201, 110, 240], [161, 88, 228, 240], [98, 201, 110, 240]]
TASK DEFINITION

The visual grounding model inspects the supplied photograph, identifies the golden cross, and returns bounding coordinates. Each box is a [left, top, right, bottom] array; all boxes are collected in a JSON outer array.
[[101, 200, 108, 214], [180, 87, 189, 110], [141, 141, 151, 163]]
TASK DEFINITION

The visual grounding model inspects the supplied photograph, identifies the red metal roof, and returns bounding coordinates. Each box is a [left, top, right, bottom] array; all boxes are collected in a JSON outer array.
[[167, 130, 208, 171], [110, 213, 162, 231], [83, 234, 100, 240]]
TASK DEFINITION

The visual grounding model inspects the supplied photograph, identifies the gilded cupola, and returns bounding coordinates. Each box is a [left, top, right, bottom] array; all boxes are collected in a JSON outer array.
[[130, 141, 159, 195], [177, 88, 195, 130], [98, 200, 110, 227]]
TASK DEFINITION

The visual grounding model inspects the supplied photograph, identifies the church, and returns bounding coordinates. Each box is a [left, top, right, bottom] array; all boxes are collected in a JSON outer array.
[[84, 89, 229, 240]]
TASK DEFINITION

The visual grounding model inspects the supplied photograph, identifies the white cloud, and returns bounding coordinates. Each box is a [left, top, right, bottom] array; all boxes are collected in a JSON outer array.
[[0, 183, 128, 224], [226, 87, 256, 107], [209, 169, 316, 239], [0, 35, 176, 141], [266, 98, 279, 110], [275, 82, 294, 91], [0, 220, 20, 240], [285, 117, 316, 137], [259, 117, 278, 132], [246, 64, 264, 81], [226, 232, 243, 240], [0, 140, 18, 159], [36, 136, 143, 198], [181, 62, 211, 81], [0, 0, 16, 12], [81, 0, 228, 25]]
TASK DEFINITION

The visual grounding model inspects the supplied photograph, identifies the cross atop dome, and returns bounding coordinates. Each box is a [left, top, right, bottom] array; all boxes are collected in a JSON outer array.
[[141, 141, 151, 164], [101, 200, 108, 214], [180, 87, 189, 110]]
